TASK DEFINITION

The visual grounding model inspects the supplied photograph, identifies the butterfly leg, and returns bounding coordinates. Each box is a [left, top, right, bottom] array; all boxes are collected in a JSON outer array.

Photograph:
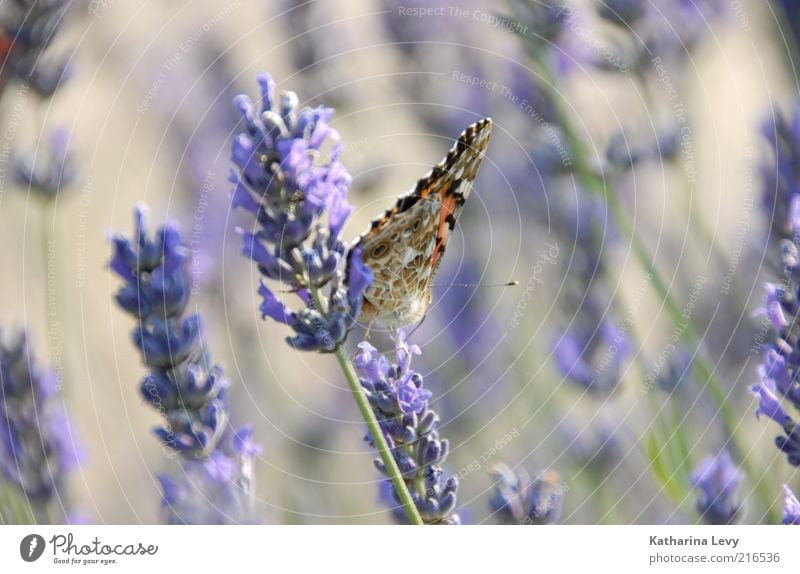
[[363, 320, 375, 341]]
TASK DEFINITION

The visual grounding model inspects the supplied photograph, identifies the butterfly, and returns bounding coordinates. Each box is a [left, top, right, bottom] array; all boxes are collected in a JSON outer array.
[[349, 118, 493, 329]]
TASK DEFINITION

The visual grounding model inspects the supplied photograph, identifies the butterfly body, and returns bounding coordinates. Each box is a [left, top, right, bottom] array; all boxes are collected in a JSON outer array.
[[350, 118, 493, 328]]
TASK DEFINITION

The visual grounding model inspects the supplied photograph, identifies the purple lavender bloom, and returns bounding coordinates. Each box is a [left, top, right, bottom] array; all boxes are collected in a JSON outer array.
[[761, 347, 800, 404], [0, 331, 80, 513], [0, 0, 73, 98], [231, 74, 370, 352], [690, 451, 742, 524], [750, 101, 800, 469], [109, 206, 228, 456], [355, 331, 458, 524], [553, 329, 597, 387], [158, 427, 262, 525], [761, 101, 800, 252], [763, 284, 789, 332], [554, 314, 631, 393], [751, 376, 790, 427], [775, 423, 800, 467], [14, 127, 75, 199], [783, 485, 800, 525], [109, 206, 261, 523], [488, 463, 563, 525]]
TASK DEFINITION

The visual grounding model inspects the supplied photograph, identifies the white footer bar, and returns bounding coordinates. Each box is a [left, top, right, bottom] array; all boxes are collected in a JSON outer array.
[[0, 525, 794, 573]]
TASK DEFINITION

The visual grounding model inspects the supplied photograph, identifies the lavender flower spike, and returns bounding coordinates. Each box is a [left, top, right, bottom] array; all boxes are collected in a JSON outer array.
[[0, 331, 80, 520], [355, 331, 458, 524], [750, 100, 800, 468], [690, 451, 743, 525], [231, 74, 426, 523], [231, 73, 369, 352], [761, 100, 800, 250], [488, 462, 563, 525], [110, 205, 226, 456], [109, 205, 260, 523]]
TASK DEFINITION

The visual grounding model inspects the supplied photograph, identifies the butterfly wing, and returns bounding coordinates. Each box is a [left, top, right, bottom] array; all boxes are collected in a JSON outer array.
[[350, 118, 493, 328]]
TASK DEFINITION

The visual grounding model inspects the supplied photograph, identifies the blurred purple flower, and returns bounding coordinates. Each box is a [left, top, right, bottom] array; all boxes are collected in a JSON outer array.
[[158, 429, 260, 525], [783, 485, 800, 525], [488, 463, 563, 525], [0, 331, 81, 514], [0, 0, 73, 98], [14, 127, 75, 199], [554, 314, 631, 393], [690, 451, 742, 525]]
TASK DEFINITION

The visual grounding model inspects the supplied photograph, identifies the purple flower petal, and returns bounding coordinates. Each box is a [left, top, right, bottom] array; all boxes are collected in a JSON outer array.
[[258, 282, 294, 324], [784, 485, 800, 525], [750, 376, 790, 426]]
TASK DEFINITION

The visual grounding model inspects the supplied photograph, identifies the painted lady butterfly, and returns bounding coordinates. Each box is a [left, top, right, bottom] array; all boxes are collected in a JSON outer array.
[[349, 118, 493, 328]]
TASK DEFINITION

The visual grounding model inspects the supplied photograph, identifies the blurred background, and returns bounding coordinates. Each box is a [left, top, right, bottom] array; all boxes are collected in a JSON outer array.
[[0, 0, 798, 524]]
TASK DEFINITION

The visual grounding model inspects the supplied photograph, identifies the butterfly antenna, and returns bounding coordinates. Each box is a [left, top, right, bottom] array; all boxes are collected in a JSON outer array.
[[433, 281, 519, 288], [407, 315, 427, 339]]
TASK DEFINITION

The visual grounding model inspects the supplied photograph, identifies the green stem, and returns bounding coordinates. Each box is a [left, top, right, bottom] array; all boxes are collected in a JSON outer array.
[[307, 287, 423, 525], [0, 481, 34, 524], [333, 346, 424, 525], [524, 37, 778, 522], [670, 392, 692, 480], [0, 483, 12, 524]]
